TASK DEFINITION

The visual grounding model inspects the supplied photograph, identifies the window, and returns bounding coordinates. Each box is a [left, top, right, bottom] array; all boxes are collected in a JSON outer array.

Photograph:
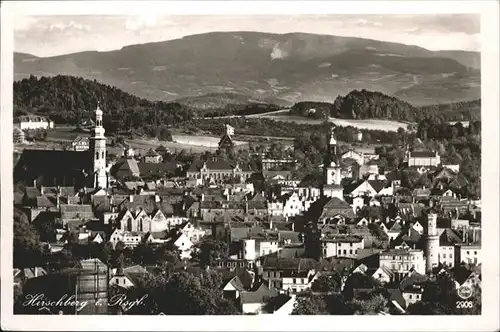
[[343, 249, 346, 255], [449, 254, 452, 258], [467, 251, 470, 255], [409, 295, 413, 299], [350, 243, 353, 247], [349, 249, 353, 255], [293, 278, 296, 284], [95, 152, 99, 160], [355, 250, 358, 255], [474, 251, 477, 255], [338, 250, 341, 255]]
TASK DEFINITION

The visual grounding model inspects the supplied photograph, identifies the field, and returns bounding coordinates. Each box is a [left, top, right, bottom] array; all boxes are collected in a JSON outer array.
[[256, 114, 410, 132], [18, 126, 250, 155]]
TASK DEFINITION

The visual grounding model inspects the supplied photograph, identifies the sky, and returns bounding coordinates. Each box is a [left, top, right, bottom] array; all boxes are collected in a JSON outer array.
[[14, 14, 481, 57]]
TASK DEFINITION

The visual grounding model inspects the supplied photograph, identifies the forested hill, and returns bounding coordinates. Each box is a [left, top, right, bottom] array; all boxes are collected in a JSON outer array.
[[14, 75, 193, 136], [290, 89, 481, 122]]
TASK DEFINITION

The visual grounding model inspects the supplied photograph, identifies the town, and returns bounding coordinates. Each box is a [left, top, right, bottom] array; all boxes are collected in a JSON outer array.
[[12, 101, 481, 316]]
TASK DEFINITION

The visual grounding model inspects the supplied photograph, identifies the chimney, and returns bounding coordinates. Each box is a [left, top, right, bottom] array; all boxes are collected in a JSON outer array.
[[34, 267, 38, 278], [292, 222, 295, 232], [57, 185, 62, 195], [155, 194, 160, 203], [34, 179, 37, 188], [462, 230, 466, 243], [269, 218, 273, 230], [201, 194, 205, 202], [129, 195, 134, 202], [386, 216, 390, 224], [40, 185, 45, 195]]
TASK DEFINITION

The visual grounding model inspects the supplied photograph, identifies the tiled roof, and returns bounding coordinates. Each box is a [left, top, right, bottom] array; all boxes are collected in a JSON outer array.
[[451, 265, 474, 285], [439, 228, 463, 246], [410, 151, 437, 158], [239, 283, 277, 304], [60, 204, 95, 220], [138, 161, 178, 177], [36, 196, 57, 208]]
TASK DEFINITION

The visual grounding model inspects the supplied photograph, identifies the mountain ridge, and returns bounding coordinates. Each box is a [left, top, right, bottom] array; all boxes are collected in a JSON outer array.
[[14, 31, 481, 106]]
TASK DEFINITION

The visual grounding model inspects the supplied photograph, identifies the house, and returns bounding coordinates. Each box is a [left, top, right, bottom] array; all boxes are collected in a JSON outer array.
[[222, 275, 247, 300], [261, 158, 296, 171], [71, 136, 90, 151], [281, 269, 317, 294], [113, 158, 141, 180], [269, 294, 296, 315], [386, 220, 403, 241], [455, 243, 481, 266], [239, 283, 279, 314], [438, 228, 463, 268], [319, 197, 355, 223], [218, 133, 235, 153], [341, 150, 364, 166], [109, 229, 142, 248], [171, 232, 194, 259], [186, 159, 253, 185], [359, 160, 380, 179], [320, 235, 364, 259], [351, 196, 365, 213], [347, 180, 382, 198], [14, 114, 54, 130], [155, 145, 170, 156], [379, 249, 425, 276], [408, 150, 441, 167], [109, 265, 149, 289], [143, 149, 163, 164], [179, 221, 208, 244], [371, 265, 395, 284], [451, 264, 481, 290]]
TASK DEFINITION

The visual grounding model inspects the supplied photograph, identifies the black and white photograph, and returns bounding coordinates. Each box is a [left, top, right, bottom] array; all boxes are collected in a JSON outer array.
[[1, 1, 499, 331]]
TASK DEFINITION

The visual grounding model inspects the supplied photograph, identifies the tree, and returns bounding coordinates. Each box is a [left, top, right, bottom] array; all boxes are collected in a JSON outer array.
[[291, 295, 328, 315], [349, 294, 388, 315], [342, 273, 380, 301], [192, 238, 228, 267], [13, 209, 42, 268], [311, 273, 341, 293]]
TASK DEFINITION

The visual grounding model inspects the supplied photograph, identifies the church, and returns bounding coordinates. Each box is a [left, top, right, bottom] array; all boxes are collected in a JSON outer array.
[[14, 104, 110, 190], [322, 125, 345, 200]]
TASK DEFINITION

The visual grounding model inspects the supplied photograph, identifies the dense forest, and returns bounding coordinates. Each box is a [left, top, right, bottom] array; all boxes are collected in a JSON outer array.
[[290, 89, 481, 122], [14, 75, 194, 138]]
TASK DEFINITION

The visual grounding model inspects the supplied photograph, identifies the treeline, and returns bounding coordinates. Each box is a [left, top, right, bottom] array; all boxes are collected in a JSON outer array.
[[290, 89, 481, 122], [14, 75, 192, 137]]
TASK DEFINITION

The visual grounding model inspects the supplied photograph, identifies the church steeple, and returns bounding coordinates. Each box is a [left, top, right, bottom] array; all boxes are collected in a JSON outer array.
[[328, 124, 340, 166], [90, 102, 107, 189]]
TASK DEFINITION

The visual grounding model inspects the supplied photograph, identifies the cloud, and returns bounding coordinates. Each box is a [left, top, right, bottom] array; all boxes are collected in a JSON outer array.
[[49, 21, 90, 32]]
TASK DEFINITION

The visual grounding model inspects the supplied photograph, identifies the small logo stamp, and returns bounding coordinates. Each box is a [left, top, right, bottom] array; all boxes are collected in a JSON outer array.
[[457, 284, 473, 300]]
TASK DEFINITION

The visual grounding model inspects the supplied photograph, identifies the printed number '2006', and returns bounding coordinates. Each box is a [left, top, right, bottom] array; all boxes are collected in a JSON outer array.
[[456, 301, 473, 309]]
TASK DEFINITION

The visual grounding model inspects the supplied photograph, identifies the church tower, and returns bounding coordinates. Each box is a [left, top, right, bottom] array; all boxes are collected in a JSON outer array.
[[89, 102, 108, 189], [325, 125, 342, 186], [424, 212, 439, 274]]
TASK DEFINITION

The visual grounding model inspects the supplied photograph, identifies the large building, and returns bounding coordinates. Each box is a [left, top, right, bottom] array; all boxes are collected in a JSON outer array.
[[14, 103, 109, 189], [14, 114, 54, 131], [408, 150, 441, 167]]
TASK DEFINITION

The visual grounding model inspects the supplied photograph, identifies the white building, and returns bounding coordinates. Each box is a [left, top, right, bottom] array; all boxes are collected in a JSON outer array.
[[321, 235, 364, 259], [456, 244, 481, 265], [379, 249, 425, 276], [281, 270, 317, 294], [109, 229, 143, 248], [14, 115, 54, 130]]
